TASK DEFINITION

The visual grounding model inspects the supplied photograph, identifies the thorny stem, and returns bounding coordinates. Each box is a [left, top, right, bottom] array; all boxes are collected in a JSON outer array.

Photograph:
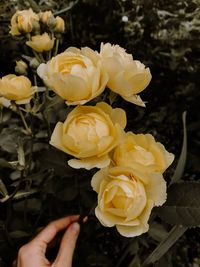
[[33, 73, 39, 100], [17, 105, 32, 135], [0, 107, 3, 123], [54, 38, 60, 56], [42, 111, 51, 139], [32, 50, 44, 63], [27, 116, 34, 175], [53, 0, 79, 15]]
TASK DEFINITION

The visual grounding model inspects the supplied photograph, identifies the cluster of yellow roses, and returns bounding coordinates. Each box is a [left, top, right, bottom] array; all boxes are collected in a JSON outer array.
[[0, 9, 65, 106], [49, 100, 174, 237], [0, 9, 174, 237], [37, 43, 173, 237], [10, 9, 64, 53]]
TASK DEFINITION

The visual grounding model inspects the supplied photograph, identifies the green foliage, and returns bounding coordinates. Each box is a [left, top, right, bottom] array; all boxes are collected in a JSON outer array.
[[156, 182, 200, 227]]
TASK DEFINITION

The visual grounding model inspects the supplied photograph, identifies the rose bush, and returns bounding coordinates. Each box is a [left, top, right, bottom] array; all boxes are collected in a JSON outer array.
[[37, 47, 108, 105], [0, 74, 35, 104], [100, 43, 151, 106], [91, 166, 166, 237], [50, 102, 126, 170], [1, 7, 175, 245], [112, 132, 174, 173]]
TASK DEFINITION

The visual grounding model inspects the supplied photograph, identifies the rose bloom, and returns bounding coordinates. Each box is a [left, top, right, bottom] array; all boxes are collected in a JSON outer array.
[[26, 32, 55, 53], [0, 74, 35, 104], [37, 47, 108, 105], [100, 43, 151, 107], [112, 132, 174, 173], [91, 166, 166, 237], [10, 8, 39, 36], [50, 102, 126, 170]]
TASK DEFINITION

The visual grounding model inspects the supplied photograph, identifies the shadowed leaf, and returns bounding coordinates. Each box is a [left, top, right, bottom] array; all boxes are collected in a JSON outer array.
[[156, 182, 200, 227]]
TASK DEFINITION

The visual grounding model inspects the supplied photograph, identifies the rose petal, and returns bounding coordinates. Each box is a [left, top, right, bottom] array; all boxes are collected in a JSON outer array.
[[49, 122, 69, 154], [91, 168, 108, 192], [122, 94, 146, 107], [68, 155, 110, 170], [116, 200, 153, 237], [145, 173, 167, 206], [128, 68, 151, 94]]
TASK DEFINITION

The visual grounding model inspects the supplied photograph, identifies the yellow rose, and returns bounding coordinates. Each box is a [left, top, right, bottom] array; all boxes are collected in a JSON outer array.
[[10, 8, 39, 36], [37, 47, 108, 105], [26, 33, 55, 53], [54, 16, 65, 33], [0, 74, 35, 104], [112, 132, 174, 173], [91, 166, 166, 237], [50, 102, 126, 170], [100, 43, 152, 107]]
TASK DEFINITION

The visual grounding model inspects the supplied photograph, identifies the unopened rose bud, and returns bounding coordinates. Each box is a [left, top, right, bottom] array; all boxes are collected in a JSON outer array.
[[47, 16, 57, 30], [39, 11, 57, 30], [15, 60, 28, 75], [54, 16, 65, 33], [32, 20, 41, 35], [39, 11, 53, 24], [29, 58, 40, 69]]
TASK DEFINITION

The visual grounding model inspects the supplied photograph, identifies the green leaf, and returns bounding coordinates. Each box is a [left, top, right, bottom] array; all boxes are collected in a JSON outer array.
[[0, 158, 12, 169], [9, 230, 30, 239], [141, 225, 187, 266], [148, 222, 168, 242], [128, 254, 141, 267], [0, 128, 18, 153], [17, 139, 25, 169], [13, 189, 37, 200], [0, 179, 8, 197], [170, 111, 187, 185], [156, 182, 200, 227]]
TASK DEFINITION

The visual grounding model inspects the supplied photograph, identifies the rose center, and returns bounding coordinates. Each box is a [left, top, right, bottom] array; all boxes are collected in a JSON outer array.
[[130, 145, 155, 166], [59, 57, 86, 74], [67, 113, 109, 143]]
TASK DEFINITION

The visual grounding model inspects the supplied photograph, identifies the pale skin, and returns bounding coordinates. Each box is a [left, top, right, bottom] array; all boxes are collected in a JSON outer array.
[[13, 215, 80, 267]]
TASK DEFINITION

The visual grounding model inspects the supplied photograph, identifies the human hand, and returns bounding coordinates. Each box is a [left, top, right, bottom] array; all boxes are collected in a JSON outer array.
[[14, 215, 80, 267]]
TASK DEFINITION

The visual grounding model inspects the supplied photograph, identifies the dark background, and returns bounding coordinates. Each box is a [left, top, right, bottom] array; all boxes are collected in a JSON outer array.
[[0, 0, 199, 266]]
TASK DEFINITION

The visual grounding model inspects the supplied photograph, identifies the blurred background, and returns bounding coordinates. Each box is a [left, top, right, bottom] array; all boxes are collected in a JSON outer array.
[[0, 0, 199, 266]]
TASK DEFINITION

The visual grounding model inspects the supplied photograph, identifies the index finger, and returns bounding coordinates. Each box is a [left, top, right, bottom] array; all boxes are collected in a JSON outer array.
[[33, 215, 79, 247]]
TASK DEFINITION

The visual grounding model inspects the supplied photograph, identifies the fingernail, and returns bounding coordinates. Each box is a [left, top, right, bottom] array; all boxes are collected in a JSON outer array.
[[71, 222, 80, 234]]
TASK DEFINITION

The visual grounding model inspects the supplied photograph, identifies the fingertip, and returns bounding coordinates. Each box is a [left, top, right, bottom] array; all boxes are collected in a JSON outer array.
[[70, 222, 80, 235]]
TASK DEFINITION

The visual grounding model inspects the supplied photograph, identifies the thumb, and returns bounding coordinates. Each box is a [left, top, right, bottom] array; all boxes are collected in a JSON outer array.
[[54, 222, 80, 267]]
